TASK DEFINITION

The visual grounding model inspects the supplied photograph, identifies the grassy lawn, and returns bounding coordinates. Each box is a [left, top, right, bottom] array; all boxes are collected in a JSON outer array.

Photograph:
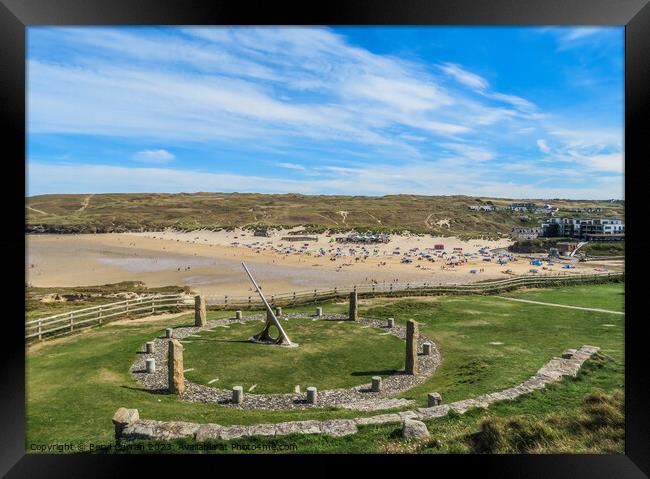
[[184, 317, 404, 393], [102, 358, 624, 454], [26, 283, 624, 453], [360, 283, 624, 406], [501, 283, 624, 312]]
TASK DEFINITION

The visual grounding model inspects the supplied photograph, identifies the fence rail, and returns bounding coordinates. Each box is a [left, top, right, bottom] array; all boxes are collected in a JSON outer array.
[[26, 272, 623, 342], [203, 272, 623, 309], [26, 294, 188, 342]]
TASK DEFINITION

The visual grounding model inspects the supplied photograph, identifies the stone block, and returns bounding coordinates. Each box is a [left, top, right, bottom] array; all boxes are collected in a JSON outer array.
[[168, 339, 185, 395], [427, 392, 442, 407], [371, 376, 382, 392], [145, 358, 155, 373], [349, 291, 358, 321], [232, 386, 244, 404], [402, 419, 430, 440], [194, 295, 207, 327], [405, 319, 418, 375], [306, 386, 318, 404]]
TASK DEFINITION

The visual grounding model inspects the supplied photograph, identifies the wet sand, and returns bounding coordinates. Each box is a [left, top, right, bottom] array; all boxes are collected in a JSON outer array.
[[26, 229, 623, 298]]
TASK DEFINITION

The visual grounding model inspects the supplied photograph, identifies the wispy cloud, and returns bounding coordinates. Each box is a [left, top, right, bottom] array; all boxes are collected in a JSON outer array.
[[133, 149, 175, 164], [536, 139, 551, 154], [276, 162, 306, 171], [440, 63, 489, 91], [26, 26, 623, 199]]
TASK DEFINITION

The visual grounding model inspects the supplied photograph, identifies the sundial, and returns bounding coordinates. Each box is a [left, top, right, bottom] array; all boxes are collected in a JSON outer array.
[[242, 262, 297, 347]]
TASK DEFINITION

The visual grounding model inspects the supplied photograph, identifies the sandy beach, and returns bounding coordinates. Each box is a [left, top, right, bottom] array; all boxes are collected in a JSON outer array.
[[26, 229, 623, 298]]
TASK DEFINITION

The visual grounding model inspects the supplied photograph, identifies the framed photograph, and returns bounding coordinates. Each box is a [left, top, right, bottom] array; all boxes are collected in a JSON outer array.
[[2, 0, 648, 476]]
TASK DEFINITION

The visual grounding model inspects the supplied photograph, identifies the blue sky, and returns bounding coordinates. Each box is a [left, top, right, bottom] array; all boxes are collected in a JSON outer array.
[[27, 26, 624, 199]]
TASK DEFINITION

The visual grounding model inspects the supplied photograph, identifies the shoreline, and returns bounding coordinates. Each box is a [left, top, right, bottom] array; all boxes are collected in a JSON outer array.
[[26, 229, 624, 296]]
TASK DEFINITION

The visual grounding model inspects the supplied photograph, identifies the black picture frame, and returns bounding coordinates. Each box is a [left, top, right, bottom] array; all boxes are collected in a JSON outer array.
[[2, 0, 648, 476]]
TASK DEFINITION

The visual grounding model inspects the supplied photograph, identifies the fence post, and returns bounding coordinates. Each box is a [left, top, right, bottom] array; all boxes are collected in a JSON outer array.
[[69, 314, 74, 333], [225, 296, 228, 308], [98, 306, 103, 325], [151, 297, 155, 314], [248, 296, 251, 308], [38, 320, 42, 341]]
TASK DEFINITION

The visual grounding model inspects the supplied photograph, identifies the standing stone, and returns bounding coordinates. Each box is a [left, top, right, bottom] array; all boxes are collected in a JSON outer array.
[[306, 386, 318, 404], [165, 328, 173, 339], [349, 291, 358, 321], [316, 307, 323, 317], [387, 317, 395, 328], [146, 358, 156, 373], [371, 376, 382, 392], [427, 392, 442, 407], [235, 310, 242, 320], [194, 295, 207, 327], [232, 386, 244, 404], [112, 407, 139, 441], [422, 342, 432, 356], [402, 419, 430, 440], [405, 320, 419, 375], [145, 341, 155, 354], [168, 339, 185, 395], [275, 306, 282, 317]]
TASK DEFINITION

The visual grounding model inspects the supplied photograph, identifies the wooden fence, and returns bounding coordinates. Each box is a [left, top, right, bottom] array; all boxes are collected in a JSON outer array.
[[204, 272, 624, 309], [26, 271, 623, 341], [26, 294, 188, 342]]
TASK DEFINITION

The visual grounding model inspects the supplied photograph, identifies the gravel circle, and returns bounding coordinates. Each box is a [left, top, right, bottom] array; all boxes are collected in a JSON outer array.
[[131, 312, 441, 411]]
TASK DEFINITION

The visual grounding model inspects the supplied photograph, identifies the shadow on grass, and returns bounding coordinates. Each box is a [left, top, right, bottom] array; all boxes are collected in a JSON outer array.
[[351, 369, 401, 377], [121, 385, 169, 395], [190, 338, 255, 344]]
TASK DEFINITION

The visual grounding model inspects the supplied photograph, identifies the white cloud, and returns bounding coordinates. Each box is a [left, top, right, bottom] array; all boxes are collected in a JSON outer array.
[[27, 27, 623, 199], [27, 159, 624, 200], [133, 149, 175, 163], [439, 143, 495, 162], [276, 162, 306, 171], [536, 139, 551, 154], [440, 63, 489, 91]]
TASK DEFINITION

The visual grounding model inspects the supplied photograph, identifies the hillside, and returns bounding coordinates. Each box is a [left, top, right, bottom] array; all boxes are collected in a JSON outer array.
[[25, 193, 624, 238]]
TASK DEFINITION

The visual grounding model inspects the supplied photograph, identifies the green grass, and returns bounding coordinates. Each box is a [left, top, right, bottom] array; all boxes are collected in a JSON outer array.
[[582, 241, 625, 257], [26, 283, 624, 453], [99, 357, 624, 454], [25, 192, 624, 237], [360, 284, 624, 405], [184, 317, 404, 393], [502, 283, 624, 312]]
